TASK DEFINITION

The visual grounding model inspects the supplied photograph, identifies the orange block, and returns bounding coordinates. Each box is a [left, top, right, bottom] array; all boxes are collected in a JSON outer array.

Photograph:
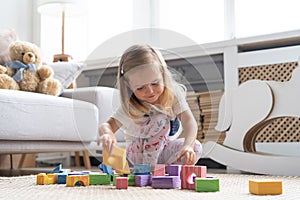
[[249, 180, 282, 195], [103, 145, 127, 171]]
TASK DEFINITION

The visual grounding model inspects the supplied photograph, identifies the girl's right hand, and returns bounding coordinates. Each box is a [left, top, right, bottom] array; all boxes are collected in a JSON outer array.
[[97, 131, 117, 153]]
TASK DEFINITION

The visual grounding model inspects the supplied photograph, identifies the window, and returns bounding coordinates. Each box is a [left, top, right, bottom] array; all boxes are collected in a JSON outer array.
[[235, 0, 300, 38], [159, 0, 224, 44], [39, 0, 300, 62]]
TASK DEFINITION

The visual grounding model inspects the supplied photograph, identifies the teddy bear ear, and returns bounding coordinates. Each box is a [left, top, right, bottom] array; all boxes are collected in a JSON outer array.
[[0, 29, 18, 65]]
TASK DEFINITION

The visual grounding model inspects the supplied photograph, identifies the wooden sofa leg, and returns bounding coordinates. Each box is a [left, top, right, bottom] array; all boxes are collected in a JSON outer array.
[[82, 150, 91, 169], [74, 151, 80, 167], [18, 154, 26, 169]]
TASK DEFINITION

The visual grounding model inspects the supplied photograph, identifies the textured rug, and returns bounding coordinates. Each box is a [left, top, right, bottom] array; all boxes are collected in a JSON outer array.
[[0, 173, 299, 200]]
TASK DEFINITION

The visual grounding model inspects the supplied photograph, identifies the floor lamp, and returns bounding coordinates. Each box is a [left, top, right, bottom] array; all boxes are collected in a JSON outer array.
[[37, 0, 81, 62], [37, 0, 91, 168]]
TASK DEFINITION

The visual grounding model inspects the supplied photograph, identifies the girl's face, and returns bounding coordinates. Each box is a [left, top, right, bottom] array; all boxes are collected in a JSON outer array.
[[127, 65, 164, 104]]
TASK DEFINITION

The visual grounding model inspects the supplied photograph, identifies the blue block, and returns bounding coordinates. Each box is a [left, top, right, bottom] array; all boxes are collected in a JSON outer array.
[[133, 164, 151, 175]]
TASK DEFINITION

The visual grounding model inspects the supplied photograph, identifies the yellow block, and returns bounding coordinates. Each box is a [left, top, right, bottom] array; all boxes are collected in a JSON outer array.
[[47, 174, 58, 184], [249, 180, 282, 195], [66, 175, 90, 187], [115, 160, 130, 175], [103, 145, 127, 171], [36, 173, 48, 185]]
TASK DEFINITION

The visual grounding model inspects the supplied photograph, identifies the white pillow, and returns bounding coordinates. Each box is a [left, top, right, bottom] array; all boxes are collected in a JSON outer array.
[[48, 62, 84, 94], [0, 29, 17, 65]]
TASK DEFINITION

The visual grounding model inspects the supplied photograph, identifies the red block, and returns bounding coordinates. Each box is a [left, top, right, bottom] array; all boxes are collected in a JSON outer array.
[[116, 177, 128, 189], [180, 165, 207, 190]]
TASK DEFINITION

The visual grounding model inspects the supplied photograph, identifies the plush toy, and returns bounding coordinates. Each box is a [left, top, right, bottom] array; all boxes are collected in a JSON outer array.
[[0, 41, 61, 96]]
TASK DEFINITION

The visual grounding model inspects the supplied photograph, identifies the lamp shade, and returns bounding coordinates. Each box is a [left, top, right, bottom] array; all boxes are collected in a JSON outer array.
[[37, 0, 85, 16]]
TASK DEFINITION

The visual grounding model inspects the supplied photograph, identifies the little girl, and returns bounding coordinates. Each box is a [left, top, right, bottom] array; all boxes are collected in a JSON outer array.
[[98, 44, 202, 168]]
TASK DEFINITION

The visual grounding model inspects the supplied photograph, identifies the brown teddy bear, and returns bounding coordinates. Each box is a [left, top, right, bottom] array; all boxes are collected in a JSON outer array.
[[0, 41, 61, 96]]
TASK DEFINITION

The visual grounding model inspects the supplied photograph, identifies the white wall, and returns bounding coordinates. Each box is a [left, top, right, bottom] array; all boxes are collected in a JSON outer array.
[[0, 0, 39, 44]]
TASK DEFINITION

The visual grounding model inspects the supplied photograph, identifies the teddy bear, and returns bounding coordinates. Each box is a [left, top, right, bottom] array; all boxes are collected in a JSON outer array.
[[0, 41, 61, 96]]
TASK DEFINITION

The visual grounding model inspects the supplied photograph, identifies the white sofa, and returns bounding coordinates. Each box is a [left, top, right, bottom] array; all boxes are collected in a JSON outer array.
[[0, 86, 125, 169]]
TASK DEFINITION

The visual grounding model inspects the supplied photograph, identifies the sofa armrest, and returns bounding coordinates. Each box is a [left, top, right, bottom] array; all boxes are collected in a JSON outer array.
[[60, 87, 125, 143]]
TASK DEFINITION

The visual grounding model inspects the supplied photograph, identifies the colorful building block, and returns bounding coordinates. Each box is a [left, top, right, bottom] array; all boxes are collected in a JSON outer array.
[[152, 176, 181, 189], [153, 164, 165, 176], [113, 174, 121, 186], [89, 173, 111, 185], [135, 174, 152, 187], [103, 145, 126, 170], [98, 163, 114, 176], [57, 174, 68, 184], [180, 165, 207, 190], [36, 173, 57, 185], [195, 177, 220, 192], [127, 174, 135, 186], [167, 165, 182, 176], [66, 175, 89, 187], [115, 161, 130, 175], [36, 173, 49, 185], [249, 180, 282, 195], [133, 164, 151, 175], [116, 177, 128, 189]]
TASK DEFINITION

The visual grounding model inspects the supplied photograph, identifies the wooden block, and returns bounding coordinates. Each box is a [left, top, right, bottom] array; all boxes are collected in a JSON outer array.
[[116, 177, 128, 189], [113, 174, 121, 186], [249, 180, 282, 195], [115, 160, 130, 175], [167, 165, 182, 176], [153, 164, 165, 176], [103, 145, 127, 171], [89, 173, 111, 185], [135, 174, 152, 187], [152, 176, 181, 189], [133, 164, 151, 175], [46, 174, 58, 184], [195, 177, 220, 192], [66, 175, 89, 187], [58, 174, 68, 184], [36, 173, 48, 185], [36, 173, 57, 185], [127, 174, 135, 186], [180, 165, 207, 190]]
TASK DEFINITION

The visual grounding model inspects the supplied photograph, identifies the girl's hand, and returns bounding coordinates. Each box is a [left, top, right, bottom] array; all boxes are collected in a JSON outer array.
[[177, 145, 197, 165], [97, 131, 117, 153]]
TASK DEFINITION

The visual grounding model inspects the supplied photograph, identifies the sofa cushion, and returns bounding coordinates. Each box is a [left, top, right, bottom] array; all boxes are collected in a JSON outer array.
[[0, 89, 97, 142]]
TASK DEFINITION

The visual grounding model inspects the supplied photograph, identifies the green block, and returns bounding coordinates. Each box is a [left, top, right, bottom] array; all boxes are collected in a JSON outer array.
[[195, 178, 220, 192], [113, 174, 121, 186], [89, 174, 111, 185], [128, 174, 135, 186]]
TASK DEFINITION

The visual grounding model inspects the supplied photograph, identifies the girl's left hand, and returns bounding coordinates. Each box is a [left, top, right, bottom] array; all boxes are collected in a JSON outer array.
[[177, 146, 196, 165]]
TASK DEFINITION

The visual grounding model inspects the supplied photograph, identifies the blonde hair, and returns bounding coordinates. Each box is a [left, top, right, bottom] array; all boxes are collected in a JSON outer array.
[[118, 44, 176, 119]]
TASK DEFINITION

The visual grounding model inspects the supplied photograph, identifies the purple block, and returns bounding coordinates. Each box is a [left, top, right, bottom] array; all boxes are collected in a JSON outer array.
[[135, 174, 152, 186], [152, 176, 181, 189], [167, 165, 182, 176]]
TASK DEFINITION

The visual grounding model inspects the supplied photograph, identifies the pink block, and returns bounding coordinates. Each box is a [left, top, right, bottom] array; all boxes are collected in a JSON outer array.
[[153, 164, 165, 176], [180, 165, 207, 190], [116, 177, 128, 189]]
